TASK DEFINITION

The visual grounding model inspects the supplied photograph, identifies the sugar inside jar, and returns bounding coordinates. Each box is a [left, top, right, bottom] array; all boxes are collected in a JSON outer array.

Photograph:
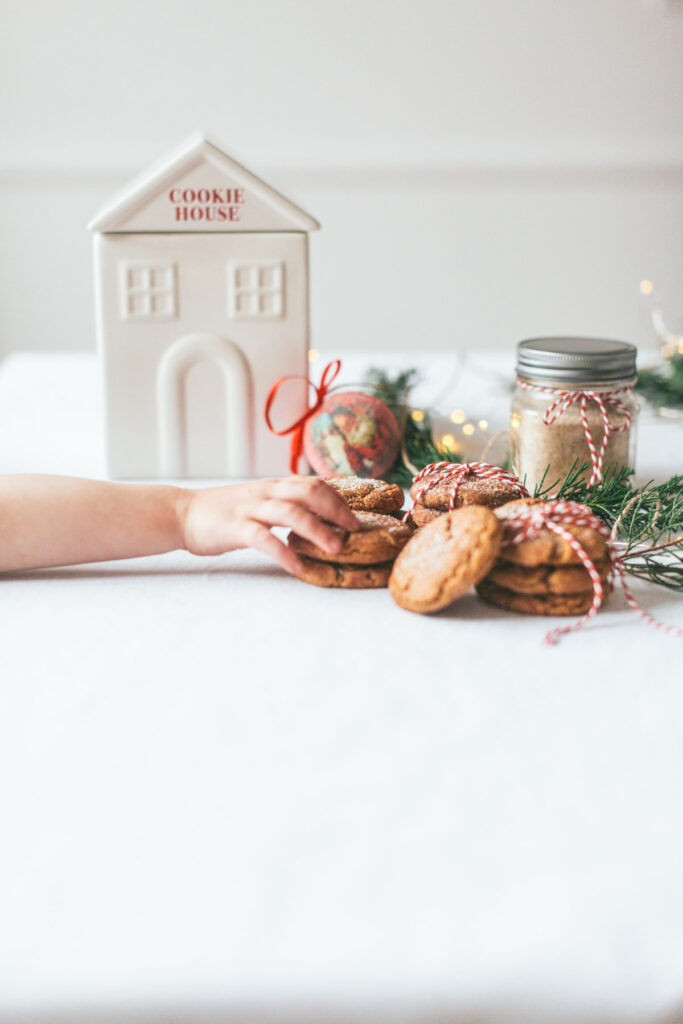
[[510, 337, 638, 493]]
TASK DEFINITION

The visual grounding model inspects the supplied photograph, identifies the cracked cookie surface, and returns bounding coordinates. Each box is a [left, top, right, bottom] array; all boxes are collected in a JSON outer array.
[[389, 506, 502, 613], [288, 511, 412, 565], [495, 500, 610, 566], [410, 475, 521, 511], [325, 476, 405, 513]]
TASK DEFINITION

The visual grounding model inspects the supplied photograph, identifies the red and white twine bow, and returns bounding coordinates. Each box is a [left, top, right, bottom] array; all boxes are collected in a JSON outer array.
[[406, 461, 529, 521], [497, 499, 683, 645], [517, 380, 633, 487]]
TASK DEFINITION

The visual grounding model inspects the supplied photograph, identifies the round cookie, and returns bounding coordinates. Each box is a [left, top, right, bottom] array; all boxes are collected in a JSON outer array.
[[288, 511, 412, 565], [410, 475, 522, 511], [495, 500, 610, 567], [487, 558, 612, 596], [325, 476, 404, 514], [476, 578, 613, 616], [296, 557, 392, 589], [389, 506, 502, 614], [410, 503, 445, 528]]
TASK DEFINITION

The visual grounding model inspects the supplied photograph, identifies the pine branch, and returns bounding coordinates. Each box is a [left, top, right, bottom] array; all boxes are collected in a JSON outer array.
[[534, 461, 636, 527], [536, 459, 683, 592], [620, 546, 683, 592]]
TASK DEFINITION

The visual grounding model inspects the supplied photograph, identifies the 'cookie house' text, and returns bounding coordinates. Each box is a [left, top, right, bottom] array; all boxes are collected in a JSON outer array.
[[169, 187, 246, 222]]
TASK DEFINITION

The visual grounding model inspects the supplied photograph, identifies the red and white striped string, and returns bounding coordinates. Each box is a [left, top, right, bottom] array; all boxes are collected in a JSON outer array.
[[496, 499, 683, 645], [517, 380, 633, 487], [406, 461, 529, 522]]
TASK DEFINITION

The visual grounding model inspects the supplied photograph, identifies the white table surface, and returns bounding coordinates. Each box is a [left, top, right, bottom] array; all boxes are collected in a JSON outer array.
[[0, 351, 682, 1024]]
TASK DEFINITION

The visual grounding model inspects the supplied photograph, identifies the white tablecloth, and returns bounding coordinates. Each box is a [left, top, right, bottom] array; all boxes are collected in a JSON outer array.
[[0, 352, 682, 1024]]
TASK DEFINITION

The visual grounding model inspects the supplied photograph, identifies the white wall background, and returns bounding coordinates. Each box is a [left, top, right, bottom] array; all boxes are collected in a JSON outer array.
[[1, 0, 682, 356]]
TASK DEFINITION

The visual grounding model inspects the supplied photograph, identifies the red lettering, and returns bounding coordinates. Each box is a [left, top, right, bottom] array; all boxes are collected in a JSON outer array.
[[168, 187, 247, 219]]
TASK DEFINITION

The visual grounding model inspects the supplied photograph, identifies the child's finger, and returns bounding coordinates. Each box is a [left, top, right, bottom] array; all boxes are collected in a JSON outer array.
[[253, 499, 344, 555], [241, 521, 304, 576], [270, 477, 360, 530]]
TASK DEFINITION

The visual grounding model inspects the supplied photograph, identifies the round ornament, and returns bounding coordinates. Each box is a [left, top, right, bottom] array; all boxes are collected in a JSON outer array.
[[303, 391, 400, 478]]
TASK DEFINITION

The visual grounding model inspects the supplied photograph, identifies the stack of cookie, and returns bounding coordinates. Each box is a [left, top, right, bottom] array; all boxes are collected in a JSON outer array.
[[409, 473, 522, 527], [476, 499, 613, 616], [289, 476, 412, 589]]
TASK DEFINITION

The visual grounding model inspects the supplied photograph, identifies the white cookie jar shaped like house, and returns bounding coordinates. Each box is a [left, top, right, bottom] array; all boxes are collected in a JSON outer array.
[[89, 134, 319, 479]]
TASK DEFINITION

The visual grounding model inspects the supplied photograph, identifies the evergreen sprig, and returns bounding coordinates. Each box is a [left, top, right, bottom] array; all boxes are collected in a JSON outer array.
[[536, 460, 683, 591], [534, 462, 635, 529]]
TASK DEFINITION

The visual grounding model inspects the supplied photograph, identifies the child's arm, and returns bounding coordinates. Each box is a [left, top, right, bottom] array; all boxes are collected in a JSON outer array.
[[0, 475, 359, 575]]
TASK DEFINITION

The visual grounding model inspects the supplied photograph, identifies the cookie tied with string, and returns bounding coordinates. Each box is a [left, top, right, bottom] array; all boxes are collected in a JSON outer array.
[[477, 578, 614, 616], [410, 475, 524, 511], [406, 462, 529, 529], [477, 498, 683, 644], [494, 499, 611, 567]]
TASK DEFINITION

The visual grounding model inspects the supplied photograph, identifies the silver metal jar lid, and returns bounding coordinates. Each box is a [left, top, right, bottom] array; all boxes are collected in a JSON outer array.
[[516, 337, 637, 384]]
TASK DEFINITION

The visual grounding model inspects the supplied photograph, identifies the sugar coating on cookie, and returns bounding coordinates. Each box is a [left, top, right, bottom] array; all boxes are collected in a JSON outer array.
[[295, 556, 392, 589], [410, 475, 521, 511], [325, 476, 405, 514], [288, 510, 412, 565], [389, 506, 502, 614], [476, 577, 613, 616], [494, 500, 610, 567]]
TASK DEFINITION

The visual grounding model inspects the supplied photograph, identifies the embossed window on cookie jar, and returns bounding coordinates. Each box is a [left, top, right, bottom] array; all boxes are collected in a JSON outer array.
[[510, 337, 638, 493]]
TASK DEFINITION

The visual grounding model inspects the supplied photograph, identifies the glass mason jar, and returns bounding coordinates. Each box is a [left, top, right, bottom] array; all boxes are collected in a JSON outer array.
[[510, 337, 639, 494]]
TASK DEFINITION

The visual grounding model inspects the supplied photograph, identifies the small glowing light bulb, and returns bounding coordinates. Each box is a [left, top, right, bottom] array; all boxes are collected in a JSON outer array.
[[478, 419, 488, 431], [640, 280, 654, 296], [308, 348, 319, 362], [441, 433, 456, 448], [411, 409, 424, 422], [462, 423, 475, 436], [450, 409, 466, 424]]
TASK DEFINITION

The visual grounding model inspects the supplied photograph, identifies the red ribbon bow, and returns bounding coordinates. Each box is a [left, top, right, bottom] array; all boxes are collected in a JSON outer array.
[[264, 359, 342, 474]]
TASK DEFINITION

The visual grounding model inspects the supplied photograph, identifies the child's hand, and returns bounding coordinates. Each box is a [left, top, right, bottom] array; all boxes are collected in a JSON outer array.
[[180, 476, 361, 575]]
